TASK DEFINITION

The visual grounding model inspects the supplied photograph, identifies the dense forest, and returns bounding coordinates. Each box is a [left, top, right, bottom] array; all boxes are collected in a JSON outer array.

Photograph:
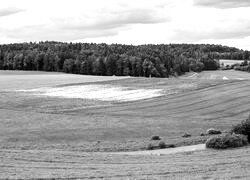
[[0, 42, 249, 77]]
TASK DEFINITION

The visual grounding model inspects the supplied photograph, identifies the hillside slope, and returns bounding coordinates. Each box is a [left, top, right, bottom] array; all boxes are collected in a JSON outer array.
[[1, 70, 250, 151]]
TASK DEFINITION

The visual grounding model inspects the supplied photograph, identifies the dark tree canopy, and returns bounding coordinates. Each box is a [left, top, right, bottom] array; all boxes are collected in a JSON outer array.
[[0, 42, 248, 77]]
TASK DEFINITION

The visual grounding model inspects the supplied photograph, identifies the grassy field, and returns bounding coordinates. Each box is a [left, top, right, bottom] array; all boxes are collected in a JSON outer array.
[[219, 59, 246, 66], [0, 70, 129, 90], [1, 70, 250, 179], [1, 146, 250, 179]]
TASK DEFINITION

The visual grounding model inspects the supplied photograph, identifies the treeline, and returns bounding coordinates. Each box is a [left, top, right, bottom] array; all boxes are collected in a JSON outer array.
[[0, 42, 249, 77]]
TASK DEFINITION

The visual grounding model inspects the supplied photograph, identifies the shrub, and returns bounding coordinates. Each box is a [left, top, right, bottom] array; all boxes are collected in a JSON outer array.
[[158, 141, 167, 149], [206, 133, 248, 149], [151, 135, 161, 141], [231, 116, 250, 135], [206, 128, 222, 135], [231, 115, 250, 142]]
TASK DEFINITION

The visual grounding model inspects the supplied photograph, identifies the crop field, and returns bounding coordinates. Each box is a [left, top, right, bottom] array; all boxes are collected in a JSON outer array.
[[1, 70, 250, 179]]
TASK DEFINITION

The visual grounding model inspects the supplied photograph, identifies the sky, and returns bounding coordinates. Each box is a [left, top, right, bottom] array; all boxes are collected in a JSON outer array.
[[0, 0, 250, 50]]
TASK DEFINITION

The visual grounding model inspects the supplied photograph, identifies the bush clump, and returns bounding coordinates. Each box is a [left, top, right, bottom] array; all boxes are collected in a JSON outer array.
[[151, 135, 161, 141], [206, 128, 221, 135], [231, 115, 250, 142], [206, 133, 248, 149]]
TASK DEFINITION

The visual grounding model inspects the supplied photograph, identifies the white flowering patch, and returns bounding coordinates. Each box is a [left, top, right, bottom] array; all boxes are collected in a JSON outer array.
[[18, 85, 163, 102]]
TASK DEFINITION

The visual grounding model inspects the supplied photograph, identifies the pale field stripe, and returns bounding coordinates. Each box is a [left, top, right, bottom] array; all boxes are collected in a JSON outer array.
[[110, 144, 206, 156], [17, 85, 164, 102]]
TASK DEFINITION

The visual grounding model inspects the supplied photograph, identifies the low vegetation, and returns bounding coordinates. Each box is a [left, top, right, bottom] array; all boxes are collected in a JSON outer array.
[[151, 135, 161, 140], [231, 114, 250, 142], [206, 114, 250, 149], [206, 128, 222, 135], [206, 133, 248, 149]]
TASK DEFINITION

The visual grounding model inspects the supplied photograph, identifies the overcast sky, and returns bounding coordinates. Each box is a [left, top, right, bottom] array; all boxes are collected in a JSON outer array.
[[0, 0, 250, 50]]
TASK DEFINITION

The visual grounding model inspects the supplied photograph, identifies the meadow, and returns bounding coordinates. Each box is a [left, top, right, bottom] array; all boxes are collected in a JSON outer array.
[[219, 59, 248, 66], [1, 70, 250, 179]]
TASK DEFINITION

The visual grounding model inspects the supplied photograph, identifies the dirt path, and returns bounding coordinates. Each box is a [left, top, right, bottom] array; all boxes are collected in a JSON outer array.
[[111, 144, 206, 156]]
